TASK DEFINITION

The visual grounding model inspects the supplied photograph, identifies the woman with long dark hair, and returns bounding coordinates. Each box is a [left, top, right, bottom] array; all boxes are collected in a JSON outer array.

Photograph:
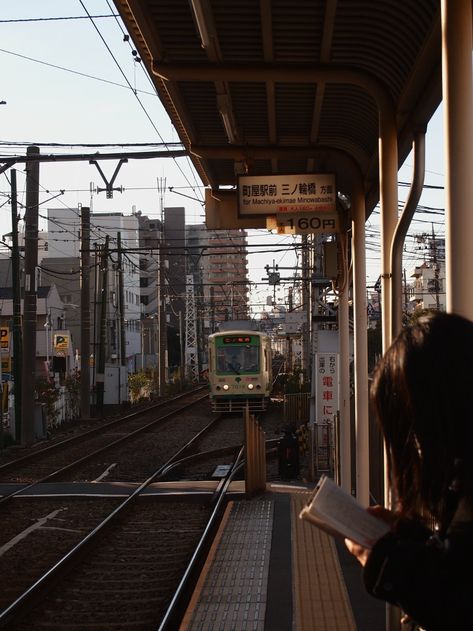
[[346, 312, 473, 629]]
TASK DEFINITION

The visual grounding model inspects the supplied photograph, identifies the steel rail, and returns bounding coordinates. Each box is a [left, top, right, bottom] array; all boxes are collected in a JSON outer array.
[[0, 412, 224, 628], [157, 446, 245, 631], [0, 390, 209, 506], [0, 386, 206, 474]]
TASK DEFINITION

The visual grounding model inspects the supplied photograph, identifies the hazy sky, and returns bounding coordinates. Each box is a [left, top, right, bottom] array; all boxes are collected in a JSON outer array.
[[0, 1, 446, 311]]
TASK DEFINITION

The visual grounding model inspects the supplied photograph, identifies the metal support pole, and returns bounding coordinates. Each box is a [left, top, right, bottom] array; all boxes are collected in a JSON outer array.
[[80, 206, 91, 419], [117, 232, 127, 371], [352, 187, 369, 505], [441, 0, 473, 318], [390, 131, 426, 338], [179, 310, 185, 385], [338, 235, 351, 493], [21, 146, 40, 446], [10, 170, 22, 442], [96, 237, 109, 415]]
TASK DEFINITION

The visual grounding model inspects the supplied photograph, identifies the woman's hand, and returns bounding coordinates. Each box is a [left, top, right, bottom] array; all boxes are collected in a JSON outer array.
[[345, 505, 396, 567]]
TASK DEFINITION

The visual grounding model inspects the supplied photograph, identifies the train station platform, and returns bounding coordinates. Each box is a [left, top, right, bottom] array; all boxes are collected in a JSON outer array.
[[180, 482, 384, 630]]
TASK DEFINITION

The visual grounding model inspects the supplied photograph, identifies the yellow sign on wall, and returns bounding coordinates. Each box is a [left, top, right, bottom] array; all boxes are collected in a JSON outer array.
[[0, 327, 9, 353], [54, 334, 69, 351]]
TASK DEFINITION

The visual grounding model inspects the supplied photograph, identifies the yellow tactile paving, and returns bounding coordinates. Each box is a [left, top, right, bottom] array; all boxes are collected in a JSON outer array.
[[292, 493, 357, 631]]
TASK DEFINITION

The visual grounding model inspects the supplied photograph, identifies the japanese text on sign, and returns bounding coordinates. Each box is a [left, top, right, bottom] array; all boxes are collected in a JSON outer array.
[[316, 353, 339, 425], [238, 173, 336, 215]]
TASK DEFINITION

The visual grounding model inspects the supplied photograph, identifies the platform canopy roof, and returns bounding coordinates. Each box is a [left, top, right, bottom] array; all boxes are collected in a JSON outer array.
[[113, 0, 441, 212]]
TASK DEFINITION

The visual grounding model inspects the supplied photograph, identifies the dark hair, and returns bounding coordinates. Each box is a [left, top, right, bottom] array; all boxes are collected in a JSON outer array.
[[371, 312, 473, 526]]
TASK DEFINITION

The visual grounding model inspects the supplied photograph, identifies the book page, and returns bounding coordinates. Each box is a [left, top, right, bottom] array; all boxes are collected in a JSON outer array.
[[299, 475, 390, 548]]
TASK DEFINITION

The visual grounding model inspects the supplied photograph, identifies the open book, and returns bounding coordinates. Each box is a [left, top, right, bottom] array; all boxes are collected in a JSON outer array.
[[299, 475, 390, 548]]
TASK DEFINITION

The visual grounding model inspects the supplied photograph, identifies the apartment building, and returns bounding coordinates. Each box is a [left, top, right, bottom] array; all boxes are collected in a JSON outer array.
[[186, 224, 249, 335]]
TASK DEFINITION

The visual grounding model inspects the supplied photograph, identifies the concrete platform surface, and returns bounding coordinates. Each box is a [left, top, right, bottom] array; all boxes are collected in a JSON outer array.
[[180, 482, 374, 630]]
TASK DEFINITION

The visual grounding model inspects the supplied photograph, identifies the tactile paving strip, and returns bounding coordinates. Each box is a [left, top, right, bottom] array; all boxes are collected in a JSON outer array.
[[185, 499, 274, 631], [292, 493, 356, 631]]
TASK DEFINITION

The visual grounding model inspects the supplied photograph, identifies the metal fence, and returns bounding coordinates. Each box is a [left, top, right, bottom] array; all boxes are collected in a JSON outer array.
[[283, 392, 310, 425]]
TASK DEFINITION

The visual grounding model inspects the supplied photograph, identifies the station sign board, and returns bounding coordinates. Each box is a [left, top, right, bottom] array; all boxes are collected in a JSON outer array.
[[238, 173, 336, 216]]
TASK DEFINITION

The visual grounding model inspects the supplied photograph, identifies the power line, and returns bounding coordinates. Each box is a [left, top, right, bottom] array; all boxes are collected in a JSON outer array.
[[0, 48, 158, 96], [0, 141, 184, 148], [78, 1, 204, 204], [0, 14, 119, 23]]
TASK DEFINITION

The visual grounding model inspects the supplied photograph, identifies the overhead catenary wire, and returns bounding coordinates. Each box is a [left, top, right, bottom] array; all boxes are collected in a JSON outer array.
[[78, 1, 204, 204]]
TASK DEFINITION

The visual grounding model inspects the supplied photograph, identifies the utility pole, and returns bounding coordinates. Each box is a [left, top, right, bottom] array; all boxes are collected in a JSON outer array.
[[158, 235, 167, 394], [210, 285, 215, 333], [21, 146, 40, 446], [157, 178, 167, 395], [96, 237, 109, 415], [10, 170, 22, 442], [185, 274, 199, 383], [117, 234, 126, 368], [179, 310, 185, 385], [431, 223, 441, 310], [301, 236, 311, 375], [403, 268, 409, 317], [287, 286, 293, 372], [80, 206, 91, 419], [92, 243, 99, 398]]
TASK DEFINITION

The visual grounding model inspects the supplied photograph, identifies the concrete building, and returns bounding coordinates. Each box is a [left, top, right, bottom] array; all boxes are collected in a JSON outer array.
[[44, 209, 142, 372], [0, 284, 74, 377], [187, 224, 249, 328], [408, 261, 446, 312], [186, 224, 249, 374]]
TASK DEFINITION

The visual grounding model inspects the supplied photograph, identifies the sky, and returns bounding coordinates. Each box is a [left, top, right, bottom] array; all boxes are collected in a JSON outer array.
[[0, 1, 447, 313]]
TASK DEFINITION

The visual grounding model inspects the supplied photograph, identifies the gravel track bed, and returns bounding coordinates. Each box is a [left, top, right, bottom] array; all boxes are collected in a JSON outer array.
[[0, 497, 121, 611], [172, 402, 291, 481], [8, 499, 210, 631], [0, 399, 300, 628], [58, 400, 218, 483], [0, 395, 186, 467], [0, 392, 209, 484]]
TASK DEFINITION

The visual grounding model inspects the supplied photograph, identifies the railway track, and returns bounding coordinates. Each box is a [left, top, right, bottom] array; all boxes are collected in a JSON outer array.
[[0, 388, 209, 496], [0, 400, 285, 629], [0, 406, 245, 629]]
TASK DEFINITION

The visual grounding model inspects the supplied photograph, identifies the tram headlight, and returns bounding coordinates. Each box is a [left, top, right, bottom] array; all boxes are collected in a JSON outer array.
[[247, 383, 254, 390], [223, 384, 229, 391]]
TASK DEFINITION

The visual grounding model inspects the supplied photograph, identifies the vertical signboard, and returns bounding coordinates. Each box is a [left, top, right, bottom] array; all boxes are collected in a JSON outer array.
[[315, 352, 339, 469]]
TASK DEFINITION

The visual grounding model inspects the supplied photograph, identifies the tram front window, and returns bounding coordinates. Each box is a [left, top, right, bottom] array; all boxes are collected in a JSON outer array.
[[216, 347, 260, 373]]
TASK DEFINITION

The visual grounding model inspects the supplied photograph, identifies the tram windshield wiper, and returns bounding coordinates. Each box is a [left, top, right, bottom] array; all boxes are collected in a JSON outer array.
[[228, 362, 240, 375]]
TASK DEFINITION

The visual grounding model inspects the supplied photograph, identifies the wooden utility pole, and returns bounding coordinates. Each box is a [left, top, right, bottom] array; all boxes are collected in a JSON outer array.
[[21, 146, 40, 445], [80, 206, 91, 419], [10, 170, 22, 442]]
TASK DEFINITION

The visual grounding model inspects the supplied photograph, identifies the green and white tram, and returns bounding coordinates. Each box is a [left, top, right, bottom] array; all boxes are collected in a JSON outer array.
[[208, 328, 272, 412]]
